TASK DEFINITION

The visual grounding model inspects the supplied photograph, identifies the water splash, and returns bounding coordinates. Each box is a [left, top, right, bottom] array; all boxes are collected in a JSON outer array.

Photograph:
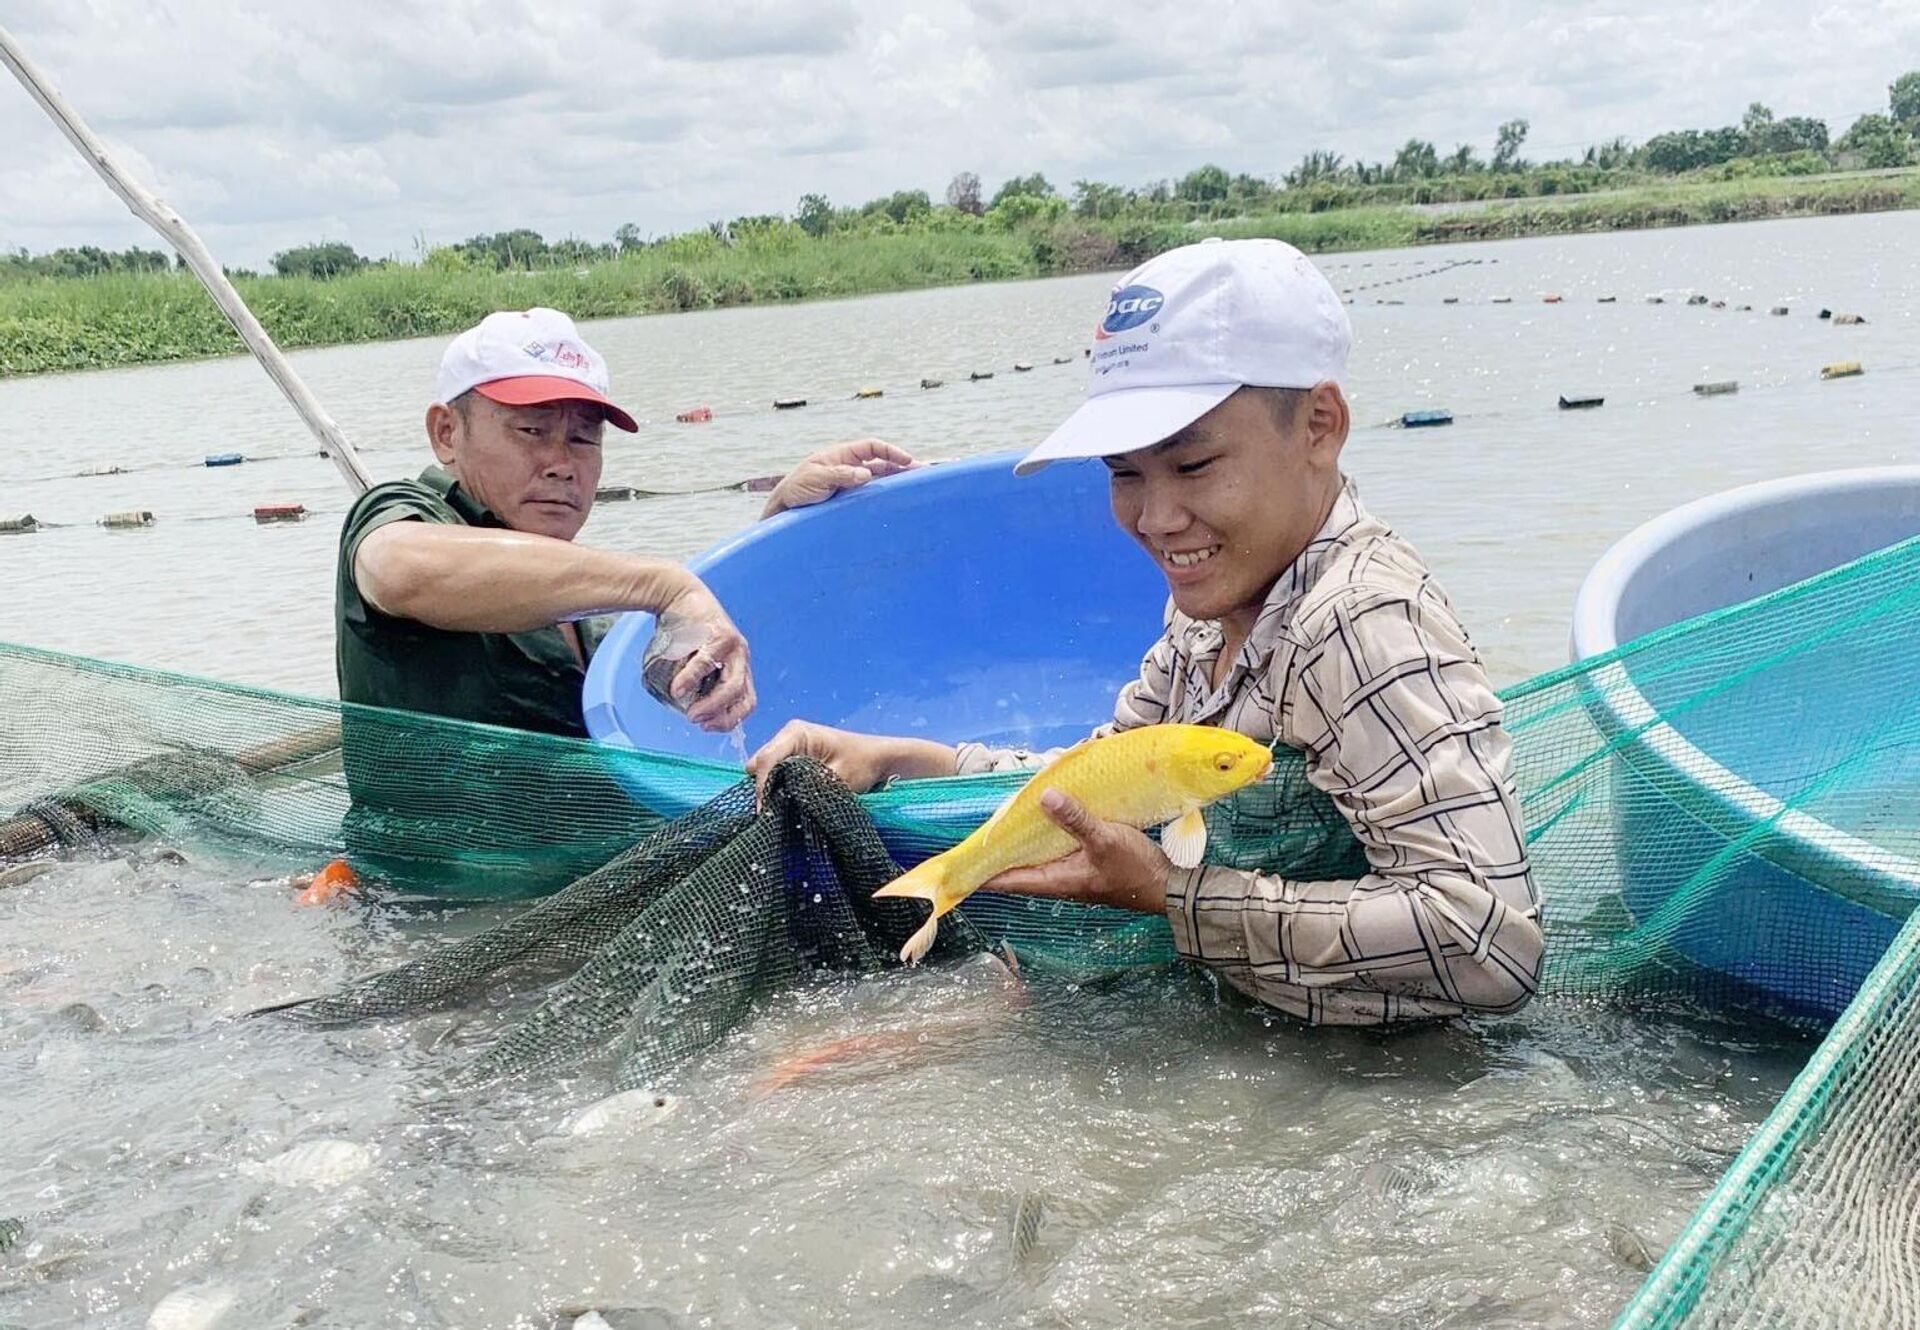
[[722, 726, 749, 765]]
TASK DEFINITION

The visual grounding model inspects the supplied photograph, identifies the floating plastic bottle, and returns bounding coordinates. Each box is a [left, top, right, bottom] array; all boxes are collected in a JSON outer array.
[[99, 510, 155, 528], [253, 502, 307, 524]]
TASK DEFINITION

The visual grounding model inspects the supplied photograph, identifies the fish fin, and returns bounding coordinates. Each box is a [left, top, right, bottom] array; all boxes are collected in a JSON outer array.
[[1159, 809, 1209, 869], [899, 912, 941, 966], [980, 788, 1019, 834], [995, 942, 1029, 1008]]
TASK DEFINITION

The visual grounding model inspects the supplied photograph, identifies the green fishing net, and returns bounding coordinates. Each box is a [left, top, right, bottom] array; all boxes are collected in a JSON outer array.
[[3, 532, 1918, 1329]]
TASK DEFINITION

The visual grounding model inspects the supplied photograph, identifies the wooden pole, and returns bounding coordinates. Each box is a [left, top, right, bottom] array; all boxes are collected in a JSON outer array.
[[0, 22, 372, 494], [0, 720, 345, 862]]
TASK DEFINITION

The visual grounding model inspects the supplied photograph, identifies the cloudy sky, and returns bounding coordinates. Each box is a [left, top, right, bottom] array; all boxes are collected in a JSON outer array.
[[2, 0, 1915, 268]]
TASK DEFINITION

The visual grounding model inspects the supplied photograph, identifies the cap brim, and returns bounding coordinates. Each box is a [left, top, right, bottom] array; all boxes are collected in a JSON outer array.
[[1014, 382, 1239, 476], [473, 376, 639, 433]]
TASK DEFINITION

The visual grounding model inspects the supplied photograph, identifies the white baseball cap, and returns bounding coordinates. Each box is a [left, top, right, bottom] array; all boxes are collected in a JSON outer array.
[[436, 307, 638, 433], [1015, 238, 1350, 475]]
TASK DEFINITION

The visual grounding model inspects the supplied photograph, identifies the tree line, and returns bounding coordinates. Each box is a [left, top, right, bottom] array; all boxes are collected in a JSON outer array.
[[6, 74, 1917, 283]]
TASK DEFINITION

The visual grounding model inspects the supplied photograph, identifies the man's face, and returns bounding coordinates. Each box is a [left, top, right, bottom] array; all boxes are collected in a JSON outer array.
[[1104, 385, 1346, 627], [428, 394, 606, 540]]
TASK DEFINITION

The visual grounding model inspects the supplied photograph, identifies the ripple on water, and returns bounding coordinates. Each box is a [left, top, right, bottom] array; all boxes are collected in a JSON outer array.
[[0, 854, 1810, 1328]]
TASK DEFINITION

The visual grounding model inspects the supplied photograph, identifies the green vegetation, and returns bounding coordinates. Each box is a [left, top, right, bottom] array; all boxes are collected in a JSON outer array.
[[271, 241, 370, 279], [4, 77, 1919, 377], [1367, 170, 1920, 243], [0, 230, 1102, 375]]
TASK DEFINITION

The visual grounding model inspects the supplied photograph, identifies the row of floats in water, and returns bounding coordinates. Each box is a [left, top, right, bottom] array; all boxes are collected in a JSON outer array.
[[0, 500, 309, 535], [757, 356, 1079, 414], [17, 344, 1873, 531], [10, 354, 1096, 532], [1392, 361, 1871, 430], [741, 296, 1872, 418], [7, 294, 1878, 529], [1394, 296, 1873, 428], [1387, 293, 1872, 318]]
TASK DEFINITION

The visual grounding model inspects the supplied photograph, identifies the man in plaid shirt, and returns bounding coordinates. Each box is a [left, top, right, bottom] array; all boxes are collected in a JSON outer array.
[[749, 239, 1542, 1024]]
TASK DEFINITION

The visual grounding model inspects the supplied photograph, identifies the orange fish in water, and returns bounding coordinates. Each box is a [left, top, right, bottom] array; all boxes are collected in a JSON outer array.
[[751, 946, 1025, 1097], [293, 858, 359, 907]]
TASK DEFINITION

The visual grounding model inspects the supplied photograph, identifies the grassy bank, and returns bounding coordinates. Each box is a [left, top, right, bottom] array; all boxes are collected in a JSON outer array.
[[1403, 170, 1920, 241], [3, 171, 1916, 379]]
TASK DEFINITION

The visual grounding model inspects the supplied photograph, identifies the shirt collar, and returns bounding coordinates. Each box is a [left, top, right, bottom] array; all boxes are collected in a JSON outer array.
[[1243, 476, 1369, 655], [418, 464, 502, 529], [1185, 475, 1370, 670]]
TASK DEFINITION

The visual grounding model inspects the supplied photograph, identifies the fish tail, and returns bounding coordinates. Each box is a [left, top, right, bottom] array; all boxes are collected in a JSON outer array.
[[870, 855, 946, 902], [872, 858, 949, 965], [994, 942, 1029, 1008]]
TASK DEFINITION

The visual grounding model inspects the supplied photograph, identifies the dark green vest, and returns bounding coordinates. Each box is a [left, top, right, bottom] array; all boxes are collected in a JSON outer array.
[[334, 465, 609, 739]]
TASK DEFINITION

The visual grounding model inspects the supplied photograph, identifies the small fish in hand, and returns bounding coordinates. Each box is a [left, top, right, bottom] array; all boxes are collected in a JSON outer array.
[[872, 725, 1273, 963]]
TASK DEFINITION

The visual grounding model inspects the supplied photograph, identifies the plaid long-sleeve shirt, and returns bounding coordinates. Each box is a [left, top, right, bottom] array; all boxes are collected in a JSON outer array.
[[953, 479, 1543, 1024]]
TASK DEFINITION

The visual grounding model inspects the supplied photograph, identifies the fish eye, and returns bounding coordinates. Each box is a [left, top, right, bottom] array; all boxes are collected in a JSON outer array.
[[1213, 752, 1237, 771]]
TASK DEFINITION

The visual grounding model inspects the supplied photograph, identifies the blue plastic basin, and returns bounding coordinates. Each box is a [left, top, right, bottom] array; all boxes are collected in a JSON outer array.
[[1569, 466, 1920, 1021], [582, 450, 1168, 816]]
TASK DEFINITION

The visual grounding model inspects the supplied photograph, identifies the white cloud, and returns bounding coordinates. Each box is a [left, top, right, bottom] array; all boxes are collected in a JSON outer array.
[[648, 0, 860, 61], [0, 0, 1915, 266]]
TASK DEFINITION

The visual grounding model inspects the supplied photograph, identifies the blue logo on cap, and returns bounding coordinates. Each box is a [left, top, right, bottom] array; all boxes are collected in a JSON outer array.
[[1096, 284, 1164, 340]]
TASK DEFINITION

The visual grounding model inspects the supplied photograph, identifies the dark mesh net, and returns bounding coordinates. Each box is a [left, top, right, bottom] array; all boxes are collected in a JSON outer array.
[[255, 752, 1368, 1091], [263, 759, 956, 1090]]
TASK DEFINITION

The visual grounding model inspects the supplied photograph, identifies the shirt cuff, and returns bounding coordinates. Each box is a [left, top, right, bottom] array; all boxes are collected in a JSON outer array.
[[951, 741, 992, 776], [952, 741, 1039, 776], [1163, 863, 1257, 966], [1163, 864, 1208, 960]]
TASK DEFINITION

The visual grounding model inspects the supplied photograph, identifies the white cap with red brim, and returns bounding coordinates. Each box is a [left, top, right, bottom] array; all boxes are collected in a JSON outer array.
[[436, 306, 639, 433], [1015, 238, 1351, 475]]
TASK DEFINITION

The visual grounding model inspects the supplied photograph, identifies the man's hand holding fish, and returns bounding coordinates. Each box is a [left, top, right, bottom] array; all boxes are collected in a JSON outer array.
[[974, 788, 1173, 915]]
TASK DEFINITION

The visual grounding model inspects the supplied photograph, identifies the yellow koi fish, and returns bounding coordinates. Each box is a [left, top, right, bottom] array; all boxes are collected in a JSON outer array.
[[873, 724, 1274, 963]]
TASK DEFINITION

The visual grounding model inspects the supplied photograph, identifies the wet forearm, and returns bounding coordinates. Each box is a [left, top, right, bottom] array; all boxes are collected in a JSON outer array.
[[883, 738, 962, 782], [355, 522, 695, 632]]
